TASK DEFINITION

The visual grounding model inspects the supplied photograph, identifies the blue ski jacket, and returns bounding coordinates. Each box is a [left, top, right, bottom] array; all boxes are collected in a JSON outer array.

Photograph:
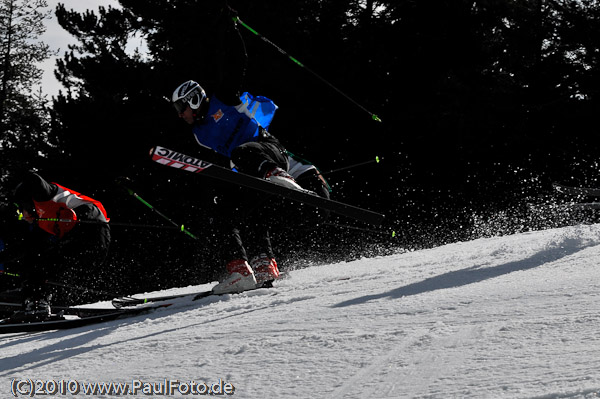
[[192, 92, 278, 158]]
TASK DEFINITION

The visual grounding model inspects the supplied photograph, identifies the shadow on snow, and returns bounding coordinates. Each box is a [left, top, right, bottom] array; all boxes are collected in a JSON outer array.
[[333, 236, 594, 308]]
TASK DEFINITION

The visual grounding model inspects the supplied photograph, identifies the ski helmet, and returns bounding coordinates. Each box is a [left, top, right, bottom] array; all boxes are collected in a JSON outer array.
[[172, 80, 206, 114]]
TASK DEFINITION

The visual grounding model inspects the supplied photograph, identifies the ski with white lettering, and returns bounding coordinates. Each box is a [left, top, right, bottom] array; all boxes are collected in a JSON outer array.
[[150, 146, 385, 226]]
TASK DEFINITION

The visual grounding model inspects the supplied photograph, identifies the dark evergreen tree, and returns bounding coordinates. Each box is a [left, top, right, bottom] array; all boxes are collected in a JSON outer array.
[[0, 0, 56, 200], [51, 4, 161, 181]]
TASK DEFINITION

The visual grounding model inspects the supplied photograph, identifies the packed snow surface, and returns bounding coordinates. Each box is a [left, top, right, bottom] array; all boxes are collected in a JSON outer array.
[[2, 223, 600, 398]]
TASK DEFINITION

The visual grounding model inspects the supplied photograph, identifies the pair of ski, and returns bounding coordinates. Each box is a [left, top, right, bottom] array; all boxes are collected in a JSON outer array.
[[0, 282, 274, 334], [553, 182, 600, 209]]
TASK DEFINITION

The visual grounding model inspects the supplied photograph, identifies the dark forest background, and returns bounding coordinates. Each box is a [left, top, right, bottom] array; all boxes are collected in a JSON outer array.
[[3, 0, 600, 298]]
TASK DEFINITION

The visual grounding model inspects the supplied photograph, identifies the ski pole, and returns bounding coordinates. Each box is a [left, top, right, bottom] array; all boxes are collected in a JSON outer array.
[[117, 180, 199, 240], [323, 156, 382, 176], [17, 189, 198, 238], [30, 217, 188, 231], [234, 16, 382, 123]]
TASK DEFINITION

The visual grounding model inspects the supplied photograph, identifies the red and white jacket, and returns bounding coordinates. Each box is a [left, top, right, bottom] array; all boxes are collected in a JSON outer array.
[[33, 183, 109, 238]]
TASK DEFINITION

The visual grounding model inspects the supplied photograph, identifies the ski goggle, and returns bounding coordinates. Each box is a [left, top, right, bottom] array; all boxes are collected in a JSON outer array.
[[173, 98, 190, 114], [173, 90, 206, 114]]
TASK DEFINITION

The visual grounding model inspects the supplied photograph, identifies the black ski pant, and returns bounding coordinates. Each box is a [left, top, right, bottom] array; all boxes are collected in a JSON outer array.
[[213, 141, 329, 269], [230, 133, 289, 178]]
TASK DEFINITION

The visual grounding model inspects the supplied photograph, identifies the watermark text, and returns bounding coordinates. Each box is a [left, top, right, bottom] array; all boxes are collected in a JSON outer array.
[[9, 378, 235, 396]]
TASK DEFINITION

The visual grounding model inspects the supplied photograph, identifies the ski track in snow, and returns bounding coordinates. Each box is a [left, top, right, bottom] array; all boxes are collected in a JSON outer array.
[[1, 224, 600, 398]]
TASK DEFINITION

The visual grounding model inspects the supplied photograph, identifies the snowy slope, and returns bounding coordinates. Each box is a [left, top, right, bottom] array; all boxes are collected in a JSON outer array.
[[2, 223, 600, 398]]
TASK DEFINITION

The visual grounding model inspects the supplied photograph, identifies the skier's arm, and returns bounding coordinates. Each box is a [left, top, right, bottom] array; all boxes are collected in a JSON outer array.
[[191, 131, 233, 167]]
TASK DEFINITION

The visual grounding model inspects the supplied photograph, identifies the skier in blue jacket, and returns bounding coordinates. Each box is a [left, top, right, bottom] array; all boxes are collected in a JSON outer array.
[[170, 4, 328, 294]]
